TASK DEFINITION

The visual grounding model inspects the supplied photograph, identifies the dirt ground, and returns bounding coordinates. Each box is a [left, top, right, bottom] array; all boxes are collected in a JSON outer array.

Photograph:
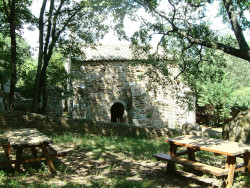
[[2, 144, 246, 188]]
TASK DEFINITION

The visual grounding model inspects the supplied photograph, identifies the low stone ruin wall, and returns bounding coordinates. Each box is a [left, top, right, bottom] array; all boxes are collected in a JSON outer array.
[[223, 110, 250, 144], [0, 111, 175, 139]]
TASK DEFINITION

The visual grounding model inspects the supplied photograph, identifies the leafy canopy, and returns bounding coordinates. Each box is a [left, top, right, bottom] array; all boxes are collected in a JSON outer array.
[[131, 0, 249, 61]]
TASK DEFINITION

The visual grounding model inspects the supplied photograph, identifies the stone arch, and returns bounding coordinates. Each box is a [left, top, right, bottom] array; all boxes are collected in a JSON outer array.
[[110, 102, 125, 123]]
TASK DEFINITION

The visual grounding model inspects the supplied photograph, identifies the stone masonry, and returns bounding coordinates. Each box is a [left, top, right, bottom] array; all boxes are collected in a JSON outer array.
[[67, 44, 195, 128]]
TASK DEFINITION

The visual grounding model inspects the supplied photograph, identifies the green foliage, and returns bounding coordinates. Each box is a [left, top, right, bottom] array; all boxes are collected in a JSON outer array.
[[0, 0, 34, 109], [17, 50, 73, 99], [182, 50, 250, 126], [180, 49, 234, 126], [230, 87, 250, 111], [224, 53, 250, 89], [16, 59, 36, 98], [47, 52, 67, 88], [197, 75, 234, 125], [0, 34, 31, 86], [190, 22, 216, 43], [16, 37, 32, 74], [0, 34, 11, 84], [47, 51, 75, 100], [0, 0, 34, 31]]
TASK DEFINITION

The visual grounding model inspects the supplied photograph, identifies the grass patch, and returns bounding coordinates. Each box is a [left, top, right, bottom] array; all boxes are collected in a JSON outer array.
[[50, 132, 169, 160]]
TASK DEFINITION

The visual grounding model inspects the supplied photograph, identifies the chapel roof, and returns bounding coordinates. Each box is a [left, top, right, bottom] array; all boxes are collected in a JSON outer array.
[[80, 44, 133, 61]]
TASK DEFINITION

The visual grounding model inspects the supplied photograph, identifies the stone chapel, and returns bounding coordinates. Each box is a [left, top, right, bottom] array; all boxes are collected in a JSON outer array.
[[66, 44, 195, 128]]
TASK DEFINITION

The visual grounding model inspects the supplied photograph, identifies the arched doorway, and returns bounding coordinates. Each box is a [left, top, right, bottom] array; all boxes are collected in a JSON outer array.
[[111, 102, 124, 123]]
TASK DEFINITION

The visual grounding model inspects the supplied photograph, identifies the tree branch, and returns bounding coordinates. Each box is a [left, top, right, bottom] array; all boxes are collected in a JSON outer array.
[[223, 0, 250, 60], [145, 0, 250, 61], [43, 0, 54, 61], [47, 1, 81, 64], [176, 29, 249, 61]]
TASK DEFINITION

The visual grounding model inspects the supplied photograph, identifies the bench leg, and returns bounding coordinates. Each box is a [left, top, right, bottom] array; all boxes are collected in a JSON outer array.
[[40, 143, 57, 175], [187, 148, 196, 161], [225, 156, 236, 188], [15, 147, 24, 171], [166, 162, 175, 174], [166, 143, 177, 173], [243, 152, 250, 175], [3, 142, 11, 160], [0, 142, 14, 171], [1, 142, 15, 170]]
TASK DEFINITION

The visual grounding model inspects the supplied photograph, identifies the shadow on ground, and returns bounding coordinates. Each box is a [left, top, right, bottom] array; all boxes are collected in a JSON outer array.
[[8, 145, 227, 188]]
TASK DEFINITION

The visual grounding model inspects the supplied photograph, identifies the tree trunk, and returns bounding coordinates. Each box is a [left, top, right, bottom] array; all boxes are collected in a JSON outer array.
[[32, 0, 47, 113], [223, 0, 250, 61], [40, 63, 49, 114], [38, 0, 55, 114], [9, 1, 17, 110], [40, 76, 48, 114]]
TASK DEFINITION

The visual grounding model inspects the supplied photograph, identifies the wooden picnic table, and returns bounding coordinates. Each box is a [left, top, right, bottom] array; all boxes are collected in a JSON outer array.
[[0, 128, 68, 175], [154, 135, 250, 188]]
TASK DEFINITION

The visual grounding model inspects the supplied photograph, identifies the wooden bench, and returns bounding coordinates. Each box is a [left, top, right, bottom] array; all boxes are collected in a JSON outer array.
[[2, 142, 69, 157], [47, 143, 69, 157], [153, 153, 229, 176], [0, 143, 69, 168]]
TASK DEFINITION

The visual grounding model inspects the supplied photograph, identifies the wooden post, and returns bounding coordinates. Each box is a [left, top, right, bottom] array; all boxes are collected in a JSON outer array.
[[4, 142, 12, 160], [40, 143, 57, 175], [2, 142, 14, 170], [187, 148, 196, 161], [243, 152, 250, 175], [225, 156, 236, 188], [14, 147, 23, 171], [169, 143, 177, 156], [225, 155, 230, 169], [166, 142, 177, 173]]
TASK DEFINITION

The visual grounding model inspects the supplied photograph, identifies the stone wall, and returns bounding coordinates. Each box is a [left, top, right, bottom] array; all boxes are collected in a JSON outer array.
[[46, 87, 63, 117], [223, 110, 250, 144], [0, 111, 175, 139], [68, 60, 195, 129], [0, 80, 10, 111]]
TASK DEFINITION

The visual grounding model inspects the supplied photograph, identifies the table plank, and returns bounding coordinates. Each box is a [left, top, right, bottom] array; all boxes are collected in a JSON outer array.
[[165, 135, 250, 156], [3, 129, 52, 146]]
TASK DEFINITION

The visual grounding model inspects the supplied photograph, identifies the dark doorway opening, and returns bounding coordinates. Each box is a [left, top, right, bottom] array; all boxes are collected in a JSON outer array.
[[111, 103, 124, 123]]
